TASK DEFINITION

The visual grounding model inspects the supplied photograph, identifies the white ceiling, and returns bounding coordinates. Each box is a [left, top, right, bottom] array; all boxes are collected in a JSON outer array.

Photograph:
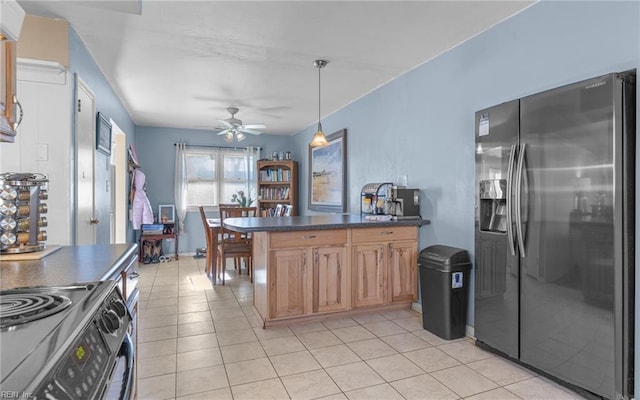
[[17, 0, 533, 136]]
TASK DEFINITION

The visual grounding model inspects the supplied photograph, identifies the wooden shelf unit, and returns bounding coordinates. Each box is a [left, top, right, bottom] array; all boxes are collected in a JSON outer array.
[[257, 160, 298, 217]]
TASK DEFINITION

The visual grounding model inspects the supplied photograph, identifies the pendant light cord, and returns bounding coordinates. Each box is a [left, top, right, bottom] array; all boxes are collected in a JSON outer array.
[[318, 63, 321, 125], [310, 60, 328, 147]]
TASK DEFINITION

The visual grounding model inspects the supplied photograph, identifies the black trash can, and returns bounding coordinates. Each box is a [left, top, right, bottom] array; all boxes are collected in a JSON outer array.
[[418, 245, 471, 340]]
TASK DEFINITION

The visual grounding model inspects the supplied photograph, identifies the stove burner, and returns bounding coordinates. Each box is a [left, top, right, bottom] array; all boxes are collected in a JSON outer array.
[[0, 293, 71, 328]]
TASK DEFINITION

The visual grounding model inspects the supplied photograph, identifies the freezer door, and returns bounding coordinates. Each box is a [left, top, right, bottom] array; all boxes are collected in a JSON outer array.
[[474, 100, 519, 358], [518, 73, 626, 399]]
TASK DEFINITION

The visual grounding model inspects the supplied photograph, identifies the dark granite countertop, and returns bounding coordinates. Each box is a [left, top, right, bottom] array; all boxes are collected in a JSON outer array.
[[223, 214, 430, 233], [0, 244, 137, 290]]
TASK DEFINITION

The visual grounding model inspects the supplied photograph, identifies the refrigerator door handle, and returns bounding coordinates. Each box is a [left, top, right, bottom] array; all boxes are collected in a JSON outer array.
[[515, 143, 526, 258], [506, 144, 517, 256]]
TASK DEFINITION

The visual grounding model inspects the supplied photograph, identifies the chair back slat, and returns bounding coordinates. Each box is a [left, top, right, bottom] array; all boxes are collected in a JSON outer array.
[[198, 206, 209, 237], [217, 206, 256, 284]]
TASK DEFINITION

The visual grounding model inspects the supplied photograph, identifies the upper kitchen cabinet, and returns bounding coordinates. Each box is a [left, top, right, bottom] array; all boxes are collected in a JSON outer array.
[[0, 0, 25, 143]]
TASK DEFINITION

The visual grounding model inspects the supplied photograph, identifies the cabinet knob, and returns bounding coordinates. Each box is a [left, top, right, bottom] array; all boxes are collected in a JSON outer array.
[[89, 218, 99, 224]]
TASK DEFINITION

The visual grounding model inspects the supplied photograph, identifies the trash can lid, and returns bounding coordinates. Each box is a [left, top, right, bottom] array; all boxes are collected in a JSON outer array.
[[418, 245, 471, 270]]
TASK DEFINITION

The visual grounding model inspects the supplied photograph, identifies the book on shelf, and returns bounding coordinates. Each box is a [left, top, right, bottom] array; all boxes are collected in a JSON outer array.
[[259, 168, 291, 182], [259, 186, 290, 200], [141, 224, 164, 235], [260, 204, 292, 217]]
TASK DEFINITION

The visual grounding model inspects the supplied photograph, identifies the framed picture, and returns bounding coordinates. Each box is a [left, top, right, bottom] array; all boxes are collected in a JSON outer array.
[[309, 129, 347, 212], [283, 204, 293, 216], [96, 112, 112, 156], [274, 203, 284, 217], [158, 204, 175, 224]]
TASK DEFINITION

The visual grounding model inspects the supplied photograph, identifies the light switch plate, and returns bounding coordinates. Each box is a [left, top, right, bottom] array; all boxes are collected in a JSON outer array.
[[37, 143, 48, 161]]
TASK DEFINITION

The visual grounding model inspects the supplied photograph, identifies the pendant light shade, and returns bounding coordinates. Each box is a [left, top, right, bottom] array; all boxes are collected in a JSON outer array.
[[310, 59, 328, 147]]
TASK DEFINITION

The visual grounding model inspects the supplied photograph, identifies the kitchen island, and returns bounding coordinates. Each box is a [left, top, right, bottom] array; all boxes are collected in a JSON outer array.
[[223, 215, 430, 327]]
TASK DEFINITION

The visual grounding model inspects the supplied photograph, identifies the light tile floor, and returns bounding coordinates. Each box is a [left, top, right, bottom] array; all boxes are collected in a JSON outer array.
[[136, 257, 588, 400]]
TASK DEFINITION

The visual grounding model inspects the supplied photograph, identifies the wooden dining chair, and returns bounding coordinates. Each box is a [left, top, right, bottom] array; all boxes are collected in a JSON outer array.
[[218, 206, 256, 284], [198, 206, 214, 278]]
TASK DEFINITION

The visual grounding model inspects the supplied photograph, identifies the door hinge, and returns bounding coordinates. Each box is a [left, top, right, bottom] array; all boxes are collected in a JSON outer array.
[[77, 99, 81, 112]]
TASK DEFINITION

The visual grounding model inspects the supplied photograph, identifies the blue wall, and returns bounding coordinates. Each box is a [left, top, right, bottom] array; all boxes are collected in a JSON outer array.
[[292, 0, 640, 329], [70, 0, 640, 392], [68, 28, 136, 137], [68, 27, 137, 242], [135, 126, 293, 253], [107, 0, 639, 339]]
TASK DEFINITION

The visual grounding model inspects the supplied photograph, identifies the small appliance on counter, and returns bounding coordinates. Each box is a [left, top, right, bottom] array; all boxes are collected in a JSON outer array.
[[0, 172, 48, 253], [384, 186, 421, 219], [361, 182, 421, 219], [361, 182, 393, 215]]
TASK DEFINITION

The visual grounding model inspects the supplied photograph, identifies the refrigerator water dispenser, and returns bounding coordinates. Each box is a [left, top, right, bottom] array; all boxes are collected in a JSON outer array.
[[479, 179, 507, 233]]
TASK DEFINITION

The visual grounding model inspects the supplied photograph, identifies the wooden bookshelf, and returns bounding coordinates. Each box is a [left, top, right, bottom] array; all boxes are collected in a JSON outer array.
[[257, 160, 298, 217]]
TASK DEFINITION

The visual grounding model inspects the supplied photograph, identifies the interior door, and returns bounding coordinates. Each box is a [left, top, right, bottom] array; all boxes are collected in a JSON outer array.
[[95, 144, 112, 245], [75, 77, 96, 245]]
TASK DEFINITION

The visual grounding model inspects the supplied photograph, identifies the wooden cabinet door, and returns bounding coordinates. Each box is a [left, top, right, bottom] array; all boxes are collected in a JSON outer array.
[[1, 41, 18, 142], [313, 246, 349, 313], [389, 241, 418, 302], [352, 243, 386, 308], [269, 248, 310, 318]]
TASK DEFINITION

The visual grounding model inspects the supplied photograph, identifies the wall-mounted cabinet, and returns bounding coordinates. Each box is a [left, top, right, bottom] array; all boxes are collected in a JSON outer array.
[[257, 160, 298, 217]]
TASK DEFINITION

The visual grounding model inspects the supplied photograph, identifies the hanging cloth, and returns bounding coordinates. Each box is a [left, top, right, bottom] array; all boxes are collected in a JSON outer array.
[[131, 168, 154, 230]]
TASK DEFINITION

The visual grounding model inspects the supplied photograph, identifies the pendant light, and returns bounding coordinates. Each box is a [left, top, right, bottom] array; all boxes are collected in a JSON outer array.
[[309, 59, 329, 147]]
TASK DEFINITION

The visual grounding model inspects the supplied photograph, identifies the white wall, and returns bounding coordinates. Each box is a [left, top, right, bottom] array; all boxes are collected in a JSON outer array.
[[0, 60, 73, 245]]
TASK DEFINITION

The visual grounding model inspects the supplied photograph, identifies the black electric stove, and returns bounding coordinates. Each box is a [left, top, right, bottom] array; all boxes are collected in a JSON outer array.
[[0, 281, 134, 399]]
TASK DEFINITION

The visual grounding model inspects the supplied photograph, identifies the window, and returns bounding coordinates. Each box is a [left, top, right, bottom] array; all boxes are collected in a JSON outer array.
[[183, 147, 257, 209]]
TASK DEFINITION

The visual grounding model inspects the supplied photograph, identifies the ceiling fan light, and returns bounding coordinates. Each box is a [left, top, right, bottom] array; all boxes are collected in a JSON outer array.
[[224, 132, 234, 142], [236, 132, 246, 142]]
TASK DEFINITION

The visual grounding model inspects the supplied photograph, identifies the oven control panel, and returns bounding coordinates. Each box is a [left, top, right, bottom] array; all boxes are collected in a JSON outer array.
[[33, 288, 131, 400]]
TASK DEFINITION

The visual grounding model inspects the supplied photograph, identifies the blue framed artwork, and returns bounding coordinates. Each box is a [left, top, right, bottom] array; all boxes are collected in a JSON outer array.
[[308, 129, 347, 212], [96, 112, 112, 156]]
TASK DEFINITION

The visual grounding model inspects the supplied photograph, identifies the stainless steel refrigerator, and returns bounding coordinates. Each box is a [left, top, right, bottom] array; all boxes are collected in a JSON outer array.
[[474, 72, 635, 400]]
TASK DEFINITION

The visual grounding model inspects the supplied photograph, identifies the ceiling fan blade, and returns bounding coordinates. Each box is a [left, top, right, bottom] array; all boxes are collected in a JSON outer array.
[[218, 119, 233, 128], [240, 128, 263, 135], [217, 128, 231, 136], [243, 123, 266, 129]]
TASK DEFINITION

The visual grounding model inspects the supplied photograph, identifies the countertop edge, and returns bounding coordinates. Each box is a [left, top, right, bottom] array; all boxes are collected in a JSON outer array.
[[1, 243, 139, 290], [98, 243, 139, 281], [223, 215, 430, 233]]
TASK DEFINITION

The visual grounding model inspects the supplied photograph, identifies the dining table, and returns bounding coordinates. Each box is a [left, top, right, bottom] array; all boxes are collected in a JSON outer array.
[[205, 218, 222, 283]]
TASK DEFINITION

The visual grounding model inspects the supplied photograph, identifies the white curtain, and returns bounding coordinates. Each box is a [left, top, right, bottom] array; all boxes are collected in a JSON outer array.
[[245, 146, 261, 205], [174, 142, 188, 233]]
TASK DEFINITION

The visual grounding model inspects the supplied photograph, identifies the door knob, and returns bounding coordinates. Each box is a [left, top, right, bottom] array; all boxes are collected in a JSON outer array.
[[89, 218, 99, 224]]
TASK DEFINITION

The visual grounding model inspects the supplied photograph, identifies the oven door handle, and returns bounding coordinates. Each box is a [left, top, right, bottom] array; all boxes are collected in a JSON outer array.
[[118, 332, 135, 400]]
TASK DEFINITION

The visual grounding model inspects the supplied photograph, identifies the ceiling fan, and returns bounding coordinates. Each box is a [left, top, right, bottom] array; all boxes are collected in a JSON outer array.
[[216, 107, 266, 142]]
